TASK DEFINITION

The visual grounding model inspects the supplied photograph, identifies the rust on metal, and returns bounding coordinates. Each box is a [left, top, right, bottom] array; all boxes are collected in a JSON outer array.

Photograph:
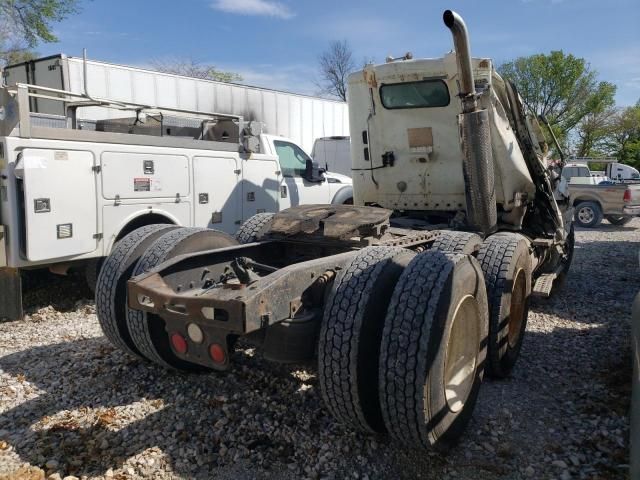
[[268, 204, 392, 239]]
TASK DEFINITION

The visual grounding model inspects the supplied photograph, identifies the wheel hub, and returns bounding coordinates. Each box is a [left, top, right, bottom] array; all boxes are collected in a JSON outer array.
[[508, 268, 527, 348], [444, 295, 480, 413], [578, 206, 594, 223]]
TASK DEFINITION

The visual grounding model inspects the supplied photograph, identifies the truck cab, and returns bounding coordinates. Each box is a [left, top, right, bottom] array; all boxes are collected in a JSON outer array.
[[259, 134, 353, 207]]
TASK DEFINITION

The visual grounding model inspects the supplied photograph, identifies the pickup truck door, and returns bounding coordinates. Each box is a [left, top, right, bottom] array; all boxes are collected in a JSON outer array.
[[272, 139, 331, 206]]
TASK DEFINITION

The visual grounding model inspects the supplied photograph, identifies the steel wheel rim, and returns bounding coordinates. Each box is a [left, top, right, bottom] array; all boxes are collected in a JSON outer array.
[[578, 207, 594, 224], [444, 294, 480, 413], [508, 268, 527, 348]]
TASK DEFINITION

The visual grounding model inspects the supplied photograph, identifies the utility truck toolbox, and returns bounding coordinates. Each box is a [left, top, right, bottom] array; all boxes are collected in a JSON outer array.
[[96, 10, 575, 452]]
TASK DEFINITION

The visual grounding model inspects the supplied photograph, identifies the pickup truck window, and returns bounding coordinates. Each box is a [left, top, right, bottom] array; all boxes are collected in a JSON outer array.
[[274, 140, 310, 177], [380, 80, 450, 109]]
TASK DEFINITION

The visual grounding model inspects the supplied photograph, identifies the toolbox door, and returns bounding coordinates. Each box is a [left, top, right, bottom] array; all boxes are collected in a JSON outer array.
[[193, 155, 240, 234], [16, 148, 98, 262]]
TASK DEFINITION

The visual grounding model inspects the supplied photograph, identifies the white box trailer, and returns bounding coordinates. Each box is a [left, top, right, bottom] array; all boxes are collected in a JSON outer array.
[[2, 54, 349, 153]]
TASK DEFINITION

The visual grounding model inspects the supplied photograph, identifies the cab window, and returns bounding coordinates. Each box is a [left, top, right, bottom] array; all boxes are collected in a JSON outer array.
[[380, 80, 450, 109], [274, 140, 310, 177]]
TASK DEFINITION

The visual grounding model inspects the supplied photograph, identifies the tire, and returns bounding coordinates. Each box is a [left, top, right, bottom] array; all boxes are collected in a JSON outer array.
[[379, 250, 488, 450], [431, 231, 482, 255], [606, 215, 632, 226], [127, 227, 238, 370], [236, 213, 275, 244], [574, 201, 603, 228], [95, 224, 179, 357], [318, 246, 416, 433], [477, 233, 532, 378], [85, 257, 104, 295]]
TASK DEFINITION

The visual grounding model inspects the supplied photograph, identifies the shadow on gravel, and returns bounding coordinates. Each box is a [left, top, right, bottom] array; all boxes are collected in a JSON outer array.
[[575, 222, 638, 233], [21, 269, 93, 314], [0, 227, 636, 479], [1, 334, 381, 479]]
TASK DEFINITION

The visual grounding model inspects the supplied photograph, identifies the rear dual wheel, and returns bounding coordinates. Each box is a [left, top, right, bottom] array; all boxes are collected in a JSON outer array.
[[126, 228, 238, 370], [95, 225, 238, 370], [319, 247, 489, 450], [477, 233, 532, 378], [378, 251, 488, 449]]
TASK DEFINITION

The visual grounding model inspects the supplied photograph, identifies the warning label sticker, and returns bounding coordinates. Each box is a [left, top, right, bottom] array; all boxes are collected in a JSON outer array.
[[134, 178, 151, 192]]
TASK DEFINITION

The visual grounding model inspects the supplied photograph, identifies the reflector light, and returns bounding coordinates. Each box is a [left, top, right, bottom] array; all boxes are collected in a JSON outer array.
[[170, 333, 188, 354], [187, 323, 204, 343], [209, 343, 226, 364]]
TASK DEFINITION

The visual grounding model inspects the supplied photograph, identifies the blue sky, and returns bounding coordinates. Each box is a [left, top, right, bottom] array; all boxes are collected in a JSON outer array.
[[37, 0, 640, 106]]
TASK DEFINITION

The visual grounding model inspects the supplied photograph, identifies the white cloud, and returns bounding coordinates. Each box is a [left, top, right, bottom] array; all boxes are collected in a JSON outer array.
[[211, 0, 294, 19]]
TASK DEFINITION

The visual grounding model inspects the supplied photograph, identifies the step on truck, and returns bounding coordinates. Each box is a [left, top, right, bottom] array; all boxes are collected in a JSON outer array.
[[96, 10, 574, 449], [0, 79, 353, 320]]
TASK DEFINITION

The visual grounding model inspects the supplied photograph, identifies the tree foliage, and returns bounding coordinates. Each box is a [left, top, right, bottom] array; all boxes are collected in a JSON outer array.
[[316, 40, 355, 101], [498, 51, 616, 141], [604, 104, 640, 169], [0, 0, 79, 66], [150, 57, 242, 83]]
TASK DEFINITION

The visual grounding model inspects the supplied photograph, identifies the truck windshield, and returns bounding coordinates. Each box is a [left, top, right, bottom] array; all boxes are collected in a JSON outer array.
[[380, 80, 450, 109]]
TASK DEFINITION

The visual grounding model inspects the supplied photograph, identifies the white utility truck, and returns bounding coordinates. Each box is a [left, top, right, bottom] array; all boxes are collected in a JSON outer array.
[[95, 10, 574, 451], [0, 82, 352, 320]]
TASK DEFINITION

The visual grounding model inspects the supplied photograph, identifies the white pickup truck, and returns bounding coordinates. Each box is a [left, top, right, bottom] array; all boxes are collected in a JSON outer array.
[[0, 83, 352, 319]]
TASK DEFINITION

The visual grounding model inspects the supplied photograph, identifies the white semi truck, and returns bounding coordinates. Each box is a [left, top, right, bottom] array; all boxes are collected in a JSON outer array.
[[95, 10, 574, 450], [0, 82, 352, 320]]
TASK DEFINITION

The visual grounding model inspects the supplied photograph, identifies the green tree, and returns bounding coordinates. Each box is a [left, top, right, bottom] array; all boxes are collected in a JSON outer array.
[[604, 103, 640, 169], [150, 57, 243, 83], [0, 0, 79, 66], [499, 51, 617, 144]]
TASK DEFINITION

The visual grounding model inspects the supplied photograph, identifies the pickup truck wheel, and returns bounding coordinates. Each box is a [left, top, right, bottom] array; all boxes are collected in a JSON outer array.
[[431, 231, 482, 255], [236, 213, 275, 243], [378, 250, 488, 450], [95, 224, 179, 358], [574, 201, 603, 228], [606, 215, 632, 226], [318, 246, 416, 433], [477, 233, 532, 378], [127, 227, 238, 370]]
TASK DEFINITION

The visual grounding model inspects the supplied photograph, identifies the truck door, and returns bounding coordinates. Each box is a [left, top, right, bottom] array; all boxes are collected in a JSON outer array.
[[15, 148, 98, 262], [241, 156, 280, 222], [272, 139, 331, 206], [193, 155, 241, 233]]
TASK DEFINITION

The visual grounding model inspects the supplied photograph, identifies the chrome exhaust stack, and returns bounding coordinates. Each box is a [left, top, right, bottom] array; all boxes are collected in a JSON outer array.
[[443, 10, 497, 235]]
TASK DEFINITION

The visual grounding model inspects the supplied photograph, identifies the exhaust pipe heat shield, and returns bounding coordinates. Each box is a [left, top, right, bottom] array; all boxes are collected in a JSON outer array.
[[461, 110, 497, 235]]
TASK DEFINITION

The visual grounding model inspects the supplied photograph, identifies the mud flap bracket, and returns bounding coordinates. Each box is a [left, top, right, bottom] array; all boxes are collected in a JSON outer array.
[[0, 267, 23, 321]]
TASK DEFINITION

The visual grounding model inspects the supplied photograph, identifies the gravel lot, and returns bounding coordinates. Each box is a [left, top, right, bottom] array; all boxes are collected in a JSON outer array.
[[0, 220, 636, 480]]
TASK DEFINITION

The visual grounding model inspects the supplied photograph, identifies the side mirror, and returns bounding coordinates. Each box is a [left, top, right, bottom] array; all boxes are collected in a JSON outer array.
[[305, 158, 324, 183]]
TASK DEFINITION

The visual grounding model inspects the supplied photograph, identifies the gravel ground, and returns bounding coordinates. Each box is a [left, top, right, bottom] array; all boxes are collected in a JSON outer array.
[[0, 220, 636, 480]]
